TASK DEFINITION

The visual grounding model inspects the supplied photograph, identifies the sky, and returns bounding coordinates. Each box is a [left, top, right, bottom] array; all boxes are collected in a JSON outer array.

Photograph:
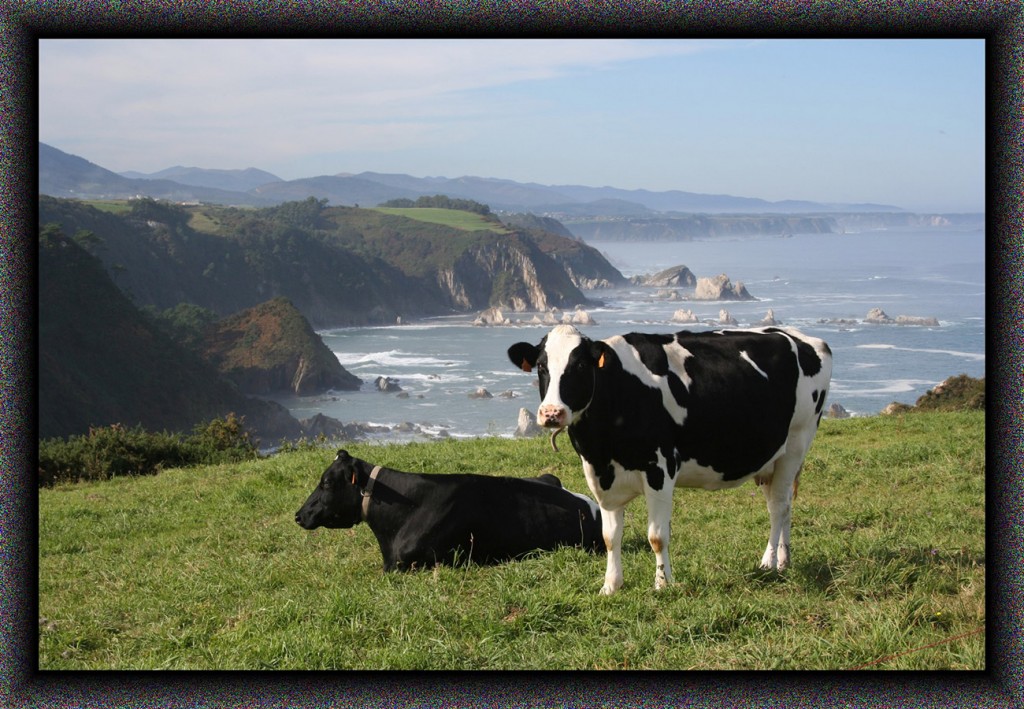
[[37, 39, 985, 213]]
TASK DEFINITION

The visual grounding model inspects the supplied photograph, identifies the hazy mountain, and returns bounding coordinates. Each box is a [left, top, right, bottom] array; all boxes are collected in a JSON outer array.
[[120, 165, 283, 192], [40, 142, 909, 216], [248, 174, 423, 207], [39, 143, 271, 206]]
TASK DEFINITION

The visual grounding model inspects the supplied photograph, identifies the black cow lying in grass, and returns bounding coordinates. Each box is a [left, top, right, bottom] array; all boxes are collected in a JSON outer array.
[[295, 450, 604, 570]]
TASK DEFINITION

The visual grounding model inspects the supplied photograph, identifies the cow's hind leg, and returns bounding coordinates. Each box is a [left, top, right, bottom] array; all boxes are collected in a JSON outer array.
[[759, 456, 802, 571], [644, 487, 674, 590], [599, 505, 625, 595]]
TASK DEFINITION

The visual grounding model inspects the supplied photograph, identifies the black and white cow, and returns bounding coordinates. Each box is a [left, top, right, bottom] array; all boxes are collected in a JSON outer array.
[[295, 450, 603, 570], [508, 324, 832, 595]]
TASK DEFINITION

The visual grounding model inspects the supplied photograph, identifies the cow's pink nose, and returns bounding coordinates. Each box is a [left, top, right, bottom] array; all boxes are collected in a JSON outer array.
[[539, 405, 567, 428]]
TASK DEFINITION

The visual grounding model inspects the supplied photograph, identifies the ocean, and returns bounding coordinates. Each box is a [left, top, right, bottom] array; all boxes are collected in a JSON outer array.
[[273, 229, 986, 443]]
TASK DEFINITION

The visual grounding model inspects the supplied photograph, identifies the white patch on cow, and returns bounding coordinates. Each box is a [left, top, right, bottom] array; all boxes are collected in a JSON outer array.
[[664, 340, 692, 388], [538, 324, 584, 422], [565, 489, 601, 521], [602, 336, 688, 427], [739, 350, 769, 380]]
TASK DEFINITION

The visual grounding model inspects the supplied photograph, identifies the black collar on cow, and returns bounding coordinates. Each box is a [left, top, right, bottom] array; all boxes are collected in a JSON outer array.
[[359, 465, 383, 521]]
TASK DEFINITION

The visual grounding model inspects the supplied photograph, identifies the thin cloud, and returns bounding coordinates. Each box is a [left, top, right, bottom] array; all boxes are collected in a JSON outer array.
[[40, 39, 725, 175]]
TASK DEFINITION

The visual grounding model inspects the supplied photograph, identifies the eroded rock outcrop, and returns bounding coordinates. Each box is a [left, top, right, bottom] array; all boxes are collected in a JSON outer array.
[[632, 265, 697, 288], [514, 407, 543, 438], [756, 308, 780, 326], [694, 274, 756, 301], [203, 297, 361, 397], [671, 308, 698, 324], [865, 308, 938, 326]]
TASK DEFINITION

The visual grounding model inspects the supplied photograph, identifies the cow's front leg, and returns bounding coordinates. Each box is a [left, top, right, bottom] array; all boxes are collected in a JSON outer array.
[[644, 487, 674, 590], [599, 505, 625, 595]]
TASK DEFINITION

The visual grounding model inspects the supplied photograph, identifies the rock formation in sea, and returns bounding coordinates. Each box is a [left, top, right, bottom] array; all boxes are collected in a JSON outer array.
[[671, 308, 698, 324], [756, 308, 779, 326], [694, 273, 756, 301], [864, 308, 938, 326]]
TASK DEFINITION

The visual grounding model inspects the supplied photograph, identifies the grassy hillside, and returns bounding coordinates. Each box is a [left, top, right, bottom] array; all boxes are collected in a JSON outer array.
[[39, 195, 598, 326], [38, 411, 985, 670], [372, 206, 510, 232]]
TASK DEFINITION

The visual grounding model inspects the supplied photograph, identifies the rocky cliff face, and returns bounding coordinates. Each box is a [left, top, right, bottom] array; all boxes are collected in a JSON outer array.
[[38, 226, 303, 442], [202, 297, 361, 396], [435, 234, 587, 312]]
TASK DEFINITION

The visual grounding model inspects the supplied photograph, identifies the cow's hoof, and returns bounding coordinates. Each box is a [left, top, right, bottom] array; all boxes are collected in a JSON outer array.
[[599, 584, 618, 596]]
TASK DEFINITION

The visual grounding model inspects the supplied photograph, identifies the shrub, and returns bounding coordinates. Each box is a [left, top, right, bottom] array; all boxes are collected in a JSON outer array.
[[38, 415, 259, 487]]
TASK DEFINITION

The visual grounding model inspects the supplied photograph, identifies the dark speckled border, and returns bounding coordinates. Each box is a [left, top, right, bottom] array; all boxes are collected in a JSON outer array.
[[3, 4, 1021, 707]]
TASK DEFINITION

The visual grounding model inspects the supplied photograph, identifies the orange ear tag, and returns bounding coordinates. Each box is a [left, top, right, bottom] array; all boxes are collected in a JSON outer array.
[[521, 359, 533, 373], [598, 352, 606, 368]]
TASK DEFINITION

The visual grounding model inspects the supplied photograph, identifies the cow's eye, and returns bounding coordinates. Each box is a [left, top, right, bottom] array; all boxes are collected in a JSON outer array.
[[322, 480, 331, 490]]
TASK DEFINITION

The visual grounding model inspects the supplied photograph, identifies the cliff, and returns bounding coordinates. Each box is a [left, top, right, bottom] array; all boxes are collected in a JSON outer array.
[[202, 297, 361, 396], [39, 196, 610, 326], [38, 225, 303, 443]]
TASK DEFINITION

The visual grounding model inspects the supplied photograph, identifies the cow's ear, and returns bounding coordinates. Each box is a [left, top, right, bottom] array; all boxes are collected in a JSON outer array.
[[508, 342, 540, 372], [591, 341, 611, 369]]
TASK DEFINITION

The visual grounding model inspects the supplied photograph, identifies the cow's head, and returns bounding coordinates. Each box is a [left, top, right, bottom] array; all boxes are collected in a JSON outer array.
[[295, 450, 366, 530], [508, 325, 608, 436]]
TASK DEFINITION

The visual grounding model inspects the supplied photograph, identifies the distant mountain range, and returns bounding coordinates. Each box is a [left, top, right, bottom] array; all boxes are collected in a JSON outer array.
[[39, 142, 908, 216]]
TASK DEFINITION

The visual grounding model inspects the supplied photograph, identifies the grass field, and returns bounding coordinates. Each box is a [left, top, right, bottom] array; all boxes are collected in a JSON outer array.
[[372, 207, 510, 233], [37, 411, 985, 670], [82, 199, 133, 215]]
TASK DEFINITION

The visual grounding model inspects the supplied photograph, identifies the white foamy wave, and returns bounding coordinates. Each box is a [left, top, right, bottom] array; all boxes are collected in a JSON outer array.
[[334, 349, 469, 368], [856, 344, 985, 362], [830, 378, 937, 395]]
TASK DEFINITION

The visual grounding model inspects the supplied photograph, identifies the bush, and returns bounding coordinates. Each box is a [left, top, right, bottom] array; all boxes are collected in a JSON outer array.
[[38, 415, 259, 487]]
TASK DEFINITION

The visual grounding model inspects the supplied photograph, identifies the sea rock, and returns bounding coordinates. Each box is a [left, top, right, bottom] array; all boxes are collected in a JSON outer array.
[[571, 308, 596, 325], [473, 306, 510, 326], [654, 289, 683, 301], [514, 408, 543, 438], [671, 308, 698, 324], [299, 413, 349, 439], [694, 273, 755, 301], [864, 309, 938, 326], [634, 265, 697, 288], [374, 376, 403, 393], [754, 308, 779, 326], [827, 402, 850, 419], [298, 414, 393, 442], [864, 308, 894, 324], [718, 309, 738, 326], [468, 387, 493, 399], [895, 315, 940, 326]]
